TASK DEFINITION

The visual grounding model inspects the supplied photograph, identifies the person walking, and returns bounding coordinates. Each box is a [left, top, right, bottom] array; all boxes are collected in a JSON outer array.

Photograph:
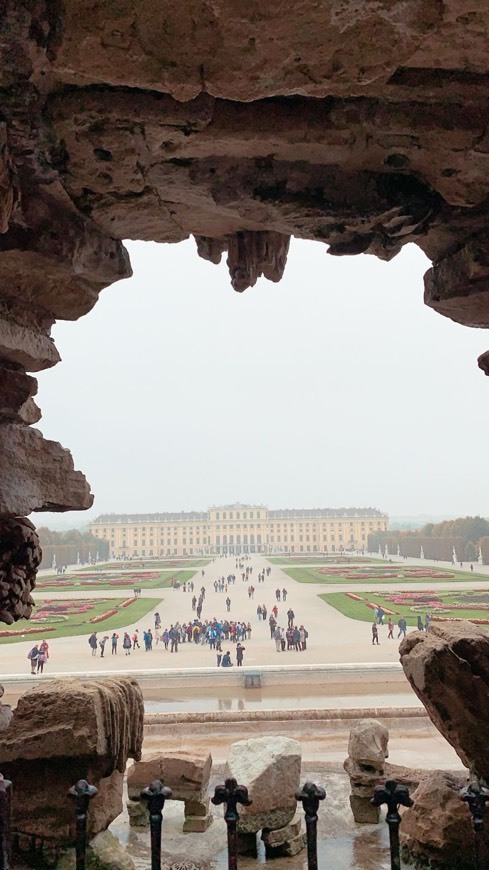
[[417, 615, 424, 632], [216, 651, 222, 667], [226, 596, 231, 612], [37, 647, 47, 674], [397, 617, 407, 639], [132, 630, 140, 650], [387, 618, 394, 639], [39, 639, 50, 660], [27, 644, 39, 675], [111, 632, 119, 654], [275, 588, 281, 601], [372, 623, 379, 645], [123, 632, 132, 655], [282, 588, 287, 601], [287, 608, 295, 628], [236, 642, 245, 667], [170, 625, 179, 653], [88, 632, 98, 656], [272, 604, 278, 619]]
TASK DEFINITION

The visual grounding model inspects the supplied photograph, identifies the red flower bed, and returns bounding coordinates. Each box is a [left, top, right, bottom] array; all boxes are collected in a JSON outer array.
[[0, 626, 56, 637], [89, 609, 118, 624], [346, 593, 363, 601], [119, 598, 137, 608]]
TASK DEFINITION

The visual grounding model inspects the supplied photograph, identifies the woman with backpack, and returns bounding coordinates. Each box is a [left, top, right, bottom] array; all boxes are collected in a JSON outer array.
[[123, 633, 132, 655]]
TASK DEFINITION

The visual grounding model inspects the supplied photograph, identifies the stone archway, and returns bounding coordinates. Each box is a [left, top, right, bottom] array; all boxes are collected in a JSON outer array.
[[2, 3, 489, 618]]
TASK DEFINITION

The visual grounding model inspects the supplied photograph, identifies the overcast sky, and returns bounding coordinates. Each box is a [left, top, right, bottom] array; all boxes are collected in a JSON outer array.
[[33, 238, 489, 528]]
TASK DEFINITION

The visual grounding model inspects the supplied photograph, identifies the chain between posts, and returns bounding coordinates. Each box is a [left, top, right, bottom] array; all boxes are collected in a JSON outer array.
[[212, 778, 252, 870], [140, 779, 172, 870], [67, 780, 98, 870], [460, 780, 489, 870], [296, 781, 326, 870], [371, 780, 413, 870]]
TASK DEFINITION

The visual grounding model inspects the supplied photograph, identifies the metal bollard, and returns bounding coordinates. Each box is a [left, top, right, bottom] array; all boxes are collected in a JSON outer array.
[[0, 774, 12, 870], [140, 779, 172, 870], [67, 780, 98, 870], [460, 780, 489, 870], [212, 777, 252, 870], [295, 781, 326, 870], [371, 780, 413, 870]]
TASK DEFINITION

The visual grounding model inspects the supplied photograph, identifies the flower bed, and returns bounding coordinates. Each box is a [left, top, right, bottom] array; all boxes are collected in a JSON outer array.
[[346, 593, 363, 601], [119, 598, 137, 608], [89, 609, 118, 624], [0, 626, 56, 637]]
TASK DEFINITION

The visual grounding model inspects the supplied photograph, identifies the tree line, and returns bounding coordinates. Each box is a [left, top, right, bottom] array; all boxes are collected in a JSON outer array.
[[368, 515, 489, 563], [37, 528, 110, 569]]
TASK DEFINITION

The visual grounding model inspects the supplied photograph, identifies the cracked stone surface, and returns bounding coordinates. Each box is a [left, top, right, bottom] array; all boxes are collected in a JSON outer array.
[[1, 3, 489, 602]]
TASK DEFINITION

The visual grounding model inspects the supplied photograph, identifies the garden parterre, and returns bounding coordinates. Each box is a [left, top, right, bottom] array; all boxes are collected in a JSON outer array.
[[283, 565, 479, 585], [0, 596, 161, 642], [35, 569, 196, 592], [320, 589, 489, 626]]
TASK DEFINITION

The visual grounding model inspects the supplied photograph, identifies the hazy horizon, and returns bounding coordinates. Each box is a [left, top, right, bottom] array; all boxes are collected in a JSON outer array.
[[32, 237, 489, 528]]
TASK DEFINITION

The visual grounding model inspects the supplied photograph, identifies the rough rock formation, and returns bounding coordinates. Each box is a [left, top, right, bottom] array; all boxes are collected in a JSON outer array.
[[400, 623, 489, 780], [225, 735, 301, 834], [0, 516, 40, 623], [0, 677, 144, 858], [1, 4, 489, 577], [400, 771, 485, 870]]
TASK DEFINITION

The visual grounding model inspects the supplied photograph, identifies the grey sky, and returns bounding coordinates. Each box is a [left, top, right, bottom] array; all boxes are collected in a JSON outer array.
[[34, 238, 489, 527]]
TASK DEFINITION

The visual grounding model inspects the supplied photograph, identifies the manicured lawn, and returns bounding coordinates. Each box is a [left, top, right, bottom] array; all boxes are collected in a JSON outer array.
[[282, 565, 482, 585], [0, 597, 162, 643], [35, 569, 196, 593], [78, 558, 211, 571], [319, 590, 489, 627], [266, 556, 376, 565]]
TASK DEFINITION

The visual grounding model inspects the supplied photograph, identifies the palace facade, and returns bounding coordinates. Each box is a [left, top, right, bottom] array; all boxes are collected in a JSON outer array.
[[89, 505, 388, 558]]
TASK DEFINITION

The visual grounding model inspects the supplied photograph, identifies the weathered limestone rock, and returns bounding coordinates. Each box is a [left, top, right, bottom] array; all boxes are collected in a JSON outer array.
[[0, 364, 38, 423], [0, 316, 60, 372], [0, 425, 93, 517], [400, 623, 489, 779], [225, 736, 301, 834], [127, 750, 212, 802], [400, 771, 484, 870], [262, 813, 302, 847], [126, 799, 149, 828], [0, 677, 144, 844], [344, 719, 389, 823], [0, 517, 40, 623], [182, 813, 213, 833]]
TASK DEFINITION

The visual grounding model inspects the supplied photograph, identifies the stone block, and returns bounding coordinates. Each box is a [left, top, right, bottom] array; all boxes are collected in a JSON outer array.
[[127, 750, 212, 802], [348, 719, 389, 770], [127, 799, 149, 828], [265, 829, 307, 858], [182, 813, 213, 833], [185, 796, 210, 817], [349, 794, 380, 824], [225, 736, 301, 834], [262, 813, 302, 846], [0, 677, 144, 843]]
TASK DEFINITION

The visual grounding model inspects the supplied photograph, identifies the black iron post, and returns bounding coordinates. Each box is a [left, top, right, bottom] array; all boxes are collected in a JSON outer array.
[[460, 780, 489, 869], [211, 777, 252, 870], [295, 781, 326, 870], [67, 780, 98, 870], [0, 774, 12, 870], [371, 780, 413, 870], [140, 779, 172, 870]]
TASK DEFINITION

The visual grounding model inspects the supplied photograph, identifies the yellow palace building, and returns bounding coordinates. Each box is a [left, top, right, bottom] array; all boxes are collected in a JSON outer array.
[[89, 504, 388, 558]]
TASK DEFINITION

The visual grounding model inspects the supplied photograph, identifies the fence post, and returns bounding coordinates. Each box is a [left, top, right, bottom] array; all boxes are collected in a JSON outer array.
[[211, 777, 252, 870], [140, 779, 172, 870], [460, 780, 489, 869], [371, 780, 413, 870], [295, 781, 326, 870], [67, 780, 98, 870], [0, 774, 12, 870]]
